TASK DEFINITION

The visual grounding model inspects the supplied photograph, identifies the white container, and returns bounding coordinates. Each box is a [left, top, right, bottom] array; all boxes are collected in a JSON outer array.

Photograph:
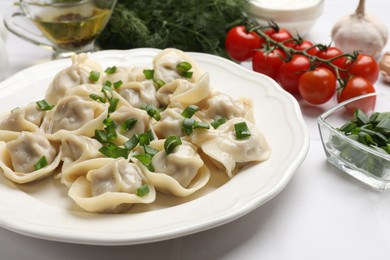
[[247, 0, 324, 36]]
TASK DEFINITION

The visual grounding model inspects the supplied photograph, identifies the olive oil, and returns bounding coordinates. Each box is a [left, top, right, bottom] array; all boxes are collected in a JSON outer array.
[[32, 7, 111, 50]]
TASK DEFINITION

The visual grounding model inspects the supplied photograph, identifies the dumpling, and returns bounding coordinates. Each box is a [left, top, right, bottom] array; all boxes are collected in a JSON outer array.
[[0, 102, 46, 132], [60, 134, 103, 171], [65, 158, 156, 213], [110, 106, 151, 142], [152, 108, 185, 139], [133, 139, 210, 197], [0, 131, 61, 183], [102, 66, 146, 84], [156, 73, 211, 108], [191, 118, 271, 178], [199, 92, 254, 123], [41, 95, 108, 140], [45, 53, 104, 104], [152, 48, 203, 84], [117, 81, 159, 108]]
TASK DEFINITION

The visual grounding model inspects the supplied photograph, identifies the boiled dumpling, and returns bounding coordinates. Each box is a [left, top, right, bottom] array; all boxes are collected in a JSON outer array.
[[60, 134, 103, 171], [0, 131, 61, 183], [45, 53, 104, 104], [66, 158, 156, 213], [117, 81, 159, 108], [156, 73, 211, 108], [41, 95, 108, 140], [191, 118, 271, 178], [152, 48, 203, 84], [133, 139, 210, 197], [102, 66, 146, 84]]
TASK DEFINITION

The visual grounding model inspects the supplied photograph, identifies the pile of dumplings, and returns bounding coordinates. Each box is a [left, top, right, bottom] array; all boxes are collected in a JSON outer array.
[[0, 48, 271, 213]]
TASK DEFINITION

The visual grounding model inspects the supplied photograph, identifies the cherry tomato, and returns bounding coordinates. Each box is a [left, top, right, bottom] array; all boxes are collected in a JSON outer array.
[[264, 28, 293, 43], [347, 53, 379, 84], [317, 46, 348, 78], [337, 77, 376, 113], [277, 54, 311, 94], [252, 48, 286, 80], [285, 39, 319, 56], [298, 68, 336, 105], [225, 26, 262, 62]]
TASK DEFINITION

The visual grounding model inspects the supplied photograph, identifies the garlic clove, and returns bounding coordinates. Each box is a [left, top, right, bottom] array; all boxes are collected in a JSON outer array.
[[331, 0, 388, 58], [379, 52, 390, 83]]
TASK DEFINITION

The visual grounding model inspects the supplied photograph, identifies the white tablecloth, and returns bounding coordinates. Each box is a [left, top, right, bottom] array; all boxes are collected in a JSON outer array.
[[1, 1, 390, 259]]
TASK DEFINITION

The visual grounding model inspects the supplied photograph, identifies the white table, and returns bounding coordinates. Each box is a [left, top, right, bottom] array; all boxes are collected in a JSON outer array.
[[1, 1, 390, 259]]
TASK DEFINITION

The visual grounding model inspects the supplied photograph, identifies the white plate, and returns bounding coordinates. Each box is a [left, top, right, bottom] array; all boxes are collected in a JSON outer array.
[[0, 49, 309, 245]]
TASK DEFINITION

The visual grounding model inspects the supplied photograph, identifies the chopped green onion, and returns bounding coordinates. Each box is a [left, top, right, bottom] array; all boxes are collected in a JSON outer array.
[[176, 61, 193, 78], [133, 153, 155, 171], [153, 78, 166, 89], [120, 118, 137, 133], [234, 122, 251, 139], [164, 135, 182, 154], [103, 117, 118, 128], [108, 98, 119, 113], [182, 118, 195, 135], [144, 145, 159, 156], [113, 80, 123, 89], [136, 184, 150, 197], [105, 66, 117, 74], [89, 70, 100, 82], [95, 129, 108, 143], [181, 105, 199, 118], [34, 156, 48, 171], [194, 121, 210, 129], [123, 134, 139, 150], [354, 109, 369, 125], [99, 143, 129, 159], [143, 69, 154, 80], [89, 93, 105, 103], [102, 85, 113, 100], [36, 99, 55, 111], [144, 104, 161, 121], [139, 132, 151, 146], [211, 117, 227, 129]]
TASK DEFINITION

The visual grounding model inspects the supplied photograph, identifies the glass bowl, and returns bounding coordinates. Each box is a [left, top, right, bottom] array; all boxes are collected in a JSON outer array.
[[318, 92, 390, 190]]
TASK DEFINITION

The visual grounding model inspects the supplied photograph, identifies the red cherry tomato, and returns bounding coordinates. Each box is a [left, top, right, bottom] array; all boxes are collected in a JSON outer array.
[[298, 68, 336, 105], [317, 46, 348, 77], [347, 53, 379, 84], [337, 77, 376, 113], [225, 26, 262, 62], [285, 39, 319, 56], [252, 48, 286, 80], [264, 28, 293, 43], [278, 54, 311, 94]]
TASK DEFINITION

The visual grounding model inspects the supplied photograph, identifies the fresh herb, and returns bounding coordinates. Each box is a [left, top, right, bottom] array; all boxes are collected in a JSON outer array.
[[105, 66, 117, 74], [181, 105, 199, 118], [123, 134, 139, 150], [143, 69, 154, 80], [176, 61, 193, 78], [36, 99, 55, 111], [164, 135, 182, 154], [113, 80, 123, 89], [120, 118, 138, 133], [136, 184, 150, 197], [211, 117, 227, 129], [234, 122, 251, 139], [182, 118, 209, 135], [97, 0, 249, 58], [153, 78, 166, 89], [99, 143, 129, 159], [89, 70, 100, 82], [133, 153, 155, 171], [143, 104, 161, 121], [34, 156, 48, 171]]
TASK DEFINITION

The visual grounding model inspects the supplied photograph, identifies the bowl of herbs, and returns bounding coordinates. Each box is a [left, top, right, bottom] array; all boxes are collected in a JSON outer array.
[[318, 92, 390, 191]]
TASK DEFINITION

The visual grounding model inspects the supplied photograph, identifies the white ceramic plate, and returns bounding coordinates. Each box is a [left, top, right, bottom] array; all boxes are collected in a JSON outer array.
[[0, 49, 309, 245]]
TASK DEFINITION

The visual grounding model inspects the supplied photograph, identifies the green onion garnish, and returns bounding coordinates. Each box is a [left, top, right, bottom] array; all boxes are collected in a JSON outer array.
[[176, 61, 193, 78], [34, 156, 48, 171], [136, 184, 150, 197], [98, 142, 129, 159], [89, 70, 100, 82], [144, 104, 161, 121], [139, 132, 151, 146], [108, 98, 119, 113], [133, 153, 155, 172], [211, 117, 227, 129], [143, 69, 154, 80], [234, 122, 251, 139], [194, 121, 209, 129], [36, 99, 55, 111], [120, 118, 137, 133], [89, 93, 105, 103], [105, 66, 117, 74], [113, 80, 123, 89], [153, 78, 166, 89], [164, 135, 182, 154], [144, 145, 159, 156], [182, 118, 195, 135], [181, 105, 199, 118], [123, 134, 139, 150]]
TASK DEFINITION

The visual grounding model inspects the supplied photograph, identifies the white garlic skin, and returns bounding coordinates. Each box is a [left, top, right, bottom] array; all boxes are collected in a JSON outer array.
[[331, 13, 388, 58]]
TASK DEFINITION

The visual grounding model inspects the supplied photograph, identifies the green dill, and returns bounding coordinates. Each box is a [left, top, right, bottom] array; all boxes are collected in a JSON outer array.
[[97, 0, 249, 58]]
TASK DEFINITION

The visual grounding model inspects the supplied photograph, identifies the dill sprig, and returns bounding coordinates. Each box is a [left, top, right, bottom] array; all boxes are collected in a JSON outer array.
[[97, 0, 248, 58]]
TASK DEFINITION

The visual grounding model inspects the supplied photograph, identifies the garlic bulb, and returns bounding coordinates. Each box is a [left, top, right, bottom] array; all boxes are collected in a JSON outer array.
[[331, 0, 388, 58], [379, 52, 390, 83]]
